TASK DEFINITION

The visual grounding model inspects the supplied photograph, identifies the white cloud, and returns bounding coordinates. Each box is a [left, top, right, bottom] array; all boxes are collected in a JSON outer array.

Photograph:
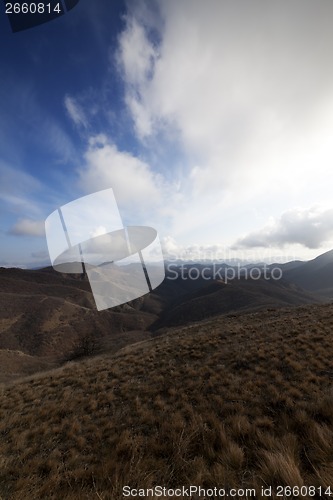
[[161, 235, 295, 263], [116, 15, 159, 139], [64, 95, 88, 129], [234, 207, 333, 250], [9, 218, 45, 237], [117, 3, 333, 193], [111, 0, 333, 258], [116, 15, 157, 88], [79, 135, 169, 221]]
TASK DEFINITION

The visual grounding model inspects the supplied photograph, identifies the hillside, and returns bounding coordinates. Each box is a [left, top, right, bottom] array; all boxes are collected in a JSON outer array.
[[0, 261, 329, 382], [151, 276, 323, 330], [1, 303, 333, 498], [284, 249, 333, 297], [0, 267, 158, 382]]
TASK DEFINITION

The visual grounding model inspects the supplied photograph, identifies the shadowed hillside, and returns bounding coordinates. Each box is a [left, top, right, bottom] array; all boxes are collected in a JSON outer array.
[[151, 276, 323, 330], [1, 303, 333, 498], [284, 249, 333, 297]]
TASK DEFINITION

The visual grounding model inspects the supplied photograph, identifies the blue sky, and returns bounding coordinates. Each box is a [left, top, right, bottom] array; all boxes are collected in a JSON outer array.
[[1, 0, 333, 268]]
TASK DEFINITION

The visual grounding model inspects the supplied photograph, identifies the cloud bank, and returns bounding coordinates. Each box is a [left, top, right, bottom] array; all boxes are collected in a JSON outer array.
[[234, 207, 333, 250], [110, 0, 333, 255]]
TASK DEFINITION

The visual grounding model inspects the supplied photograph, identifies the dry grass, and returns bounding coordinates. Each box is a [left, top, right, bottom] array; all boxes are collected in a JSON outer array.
[[1, 303, 333, 498]]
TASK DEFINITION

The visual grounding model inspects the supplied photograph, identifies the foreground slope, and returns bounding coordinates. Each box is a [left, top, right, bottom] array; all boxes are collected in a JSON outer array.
[[1, 303, 333, 499]]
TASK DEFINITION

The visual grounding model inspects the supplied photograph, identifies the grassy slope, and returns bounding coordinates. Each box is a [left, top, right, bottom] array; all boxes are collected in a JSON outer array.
[[1, 303, 333, 499], [1, 266, 323, 383]]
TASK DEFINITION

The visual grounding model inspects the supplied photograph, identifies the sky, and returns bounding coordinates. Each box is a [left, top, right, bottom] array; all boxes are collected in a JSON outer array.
[[1, 0, 333, 268]]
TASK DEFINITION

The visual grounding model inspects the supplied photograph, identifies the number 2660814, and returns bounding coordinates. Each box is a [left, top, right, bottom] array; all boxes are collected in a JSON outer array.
[[5, 3, 62, 14]]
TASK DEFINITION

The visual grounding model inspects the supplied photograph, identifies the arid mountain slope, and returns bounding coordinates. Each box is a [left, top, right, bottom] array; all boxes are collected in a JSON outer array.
[[0, 260, 329, 382], [1, 303, 333, 498], [0, 267, 158, 381]]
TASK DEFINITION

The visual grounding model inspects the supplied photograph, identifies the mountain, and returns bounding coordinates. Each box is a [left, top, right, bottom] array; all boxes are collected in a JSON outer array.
[[268, 259, 305, 271], [1, 250, 333, 382], [2, 252, 333, 495], [151, 275, 323, 330], [0, 267, 158, 382], [1, 302, 333, 498], [284, 249, 333, 297]]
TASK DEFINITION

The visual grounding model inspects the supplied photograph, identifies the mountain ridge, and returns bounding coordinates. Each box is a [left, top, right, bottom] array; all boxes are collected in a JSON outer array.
[[1, 248, 333, 381]]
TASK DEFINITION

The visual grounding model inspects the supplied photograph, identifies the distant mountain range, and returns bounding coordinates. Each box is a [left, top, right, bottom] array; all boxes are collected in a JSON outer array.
[[165, 249, 333, 299], [1, 249, 333, 382]]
